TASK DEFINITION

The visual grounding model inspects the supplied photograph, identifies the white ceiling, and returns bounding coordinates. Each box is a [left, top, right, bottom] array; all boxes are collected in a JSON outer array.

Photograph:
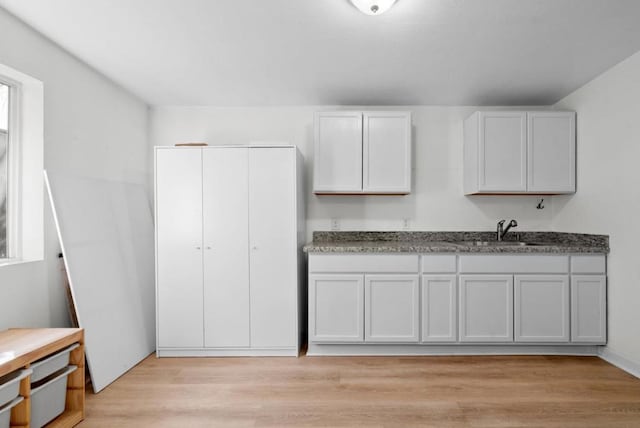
[[2, 0, 640, 106]]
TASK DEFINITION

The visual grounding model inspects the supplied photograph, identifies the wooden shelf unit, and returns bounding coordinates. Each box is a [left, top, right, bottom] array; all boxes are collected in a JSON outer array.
[[0, 328, 84, 428]]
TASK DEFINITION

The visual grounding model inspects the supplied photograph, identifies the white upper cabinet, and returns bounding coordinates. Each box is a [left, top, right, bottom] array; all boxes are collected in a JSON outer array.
[[314, 111, 411, 194], [314, 112, 363, 193], [478, 111, 527, 192], [527, 112, 576, 193], [464, 111, 575, 195], [363, 112, 412, 193]]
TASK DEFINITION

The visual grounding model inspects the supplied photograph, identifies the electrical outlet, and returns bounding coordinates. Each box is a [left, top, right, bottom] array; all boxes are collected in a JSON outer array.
[[331, 218, 340, 231], [402, 218, 410, 230]]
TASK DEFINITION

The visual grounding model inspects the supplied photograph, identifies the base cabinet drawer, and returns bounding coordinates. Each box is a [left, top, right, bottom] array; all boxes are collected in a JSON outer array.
[[309, 254, 419, 273], [459, 275, 514, 342], [365, 275, 419, 343], [309, 274, 364, 342], [514, 275, 569, 342]]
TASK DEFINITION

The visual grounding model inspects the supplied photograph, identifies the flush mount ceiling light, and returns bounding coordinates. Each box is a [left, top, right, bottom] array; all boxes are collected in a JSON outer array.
[[349, 0, 398, 15]]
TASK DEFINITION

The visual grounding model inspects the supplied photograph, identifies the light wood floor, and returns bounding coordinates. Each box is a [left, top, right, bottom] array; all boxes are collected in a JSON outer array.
[[81, 353, 640, 427]]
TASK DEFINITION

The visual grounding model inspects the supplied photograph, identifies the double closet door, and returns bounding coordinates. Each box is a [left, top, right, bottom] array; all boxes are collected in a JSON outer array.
[[155, 146, 297, 351]]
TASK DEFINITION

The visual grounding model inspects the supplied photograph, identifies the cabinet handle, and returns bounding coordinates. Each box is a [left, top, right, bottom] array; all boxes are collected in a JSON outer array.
[[206, 246, 212, 250], [195, 246, 201, 250], [252, 246, 258, 250]]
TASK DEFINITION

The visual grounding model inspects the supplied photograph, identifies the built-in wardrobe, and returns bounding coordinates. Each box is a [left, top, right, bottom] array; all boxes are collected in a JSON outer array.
[[154, 145, 305, 356]]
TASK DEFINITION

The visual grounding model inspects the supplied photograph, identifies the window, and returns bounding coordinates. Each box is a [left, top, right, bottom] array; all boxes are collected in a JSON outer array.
[[0, 63, 44, 265], [0, 82, 9, 258]]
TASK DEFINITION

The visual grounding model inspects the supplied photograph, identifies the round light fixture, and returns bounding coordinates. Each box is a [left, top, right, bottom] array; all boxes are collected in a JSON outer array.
[[349, 0, 398, 16]]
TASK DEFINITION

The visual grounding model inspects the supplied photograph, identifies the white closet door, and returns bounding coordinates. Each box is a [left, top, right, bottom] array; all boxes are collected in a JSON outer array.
[[202, 148, 250, 348], [155, 149, 204, 348], [249, 148, 297, 348]]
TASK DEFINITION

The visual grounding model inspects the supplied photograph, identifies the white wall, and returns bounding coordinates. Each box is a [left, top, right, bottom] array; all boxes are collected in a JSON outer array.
[[151, 106, 553, 240], [553, 50, 640, 370], [0, 8, 149, 329]]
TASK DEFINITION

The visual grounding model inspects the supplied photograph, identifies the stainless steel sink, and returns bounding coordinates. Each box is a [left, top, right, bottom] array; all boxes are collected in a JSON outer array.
[[452, 241, 541, 247]]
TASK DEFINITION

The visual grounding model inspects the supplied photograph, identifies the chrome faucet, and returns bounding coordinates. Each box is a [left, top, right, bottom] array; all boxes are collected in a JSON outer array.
[[497, 219, 518, 241]]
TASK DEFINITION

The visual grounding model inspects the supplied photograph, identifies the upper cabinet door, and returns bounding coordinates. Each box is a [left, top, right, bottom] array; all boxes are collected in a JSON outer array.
[[313, 112, 363, 193], [202, 148, 250, 348], [363, 112, 411, 194], [527, 112, 576, 193], [478, 112, 527, 192], [155, 148, 204, 348]]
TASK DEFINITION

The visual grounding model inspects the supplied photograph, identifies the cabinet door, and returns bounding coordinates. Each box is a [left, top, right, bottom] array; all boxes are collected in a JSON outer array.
[[527, 112, 575, 193], [309, 274, 364, 342], [313, 112, 363, 193], [249, 148, 297, 348], [571, 275, 606, 343], [155, 149, 204, 348], [422, 275, 457, 342], [202, 148, 250, 348], [514, 275, 569, 342], [478, 112, 527, 192], [363, 112, 411, 194], [459, 275, 513, 342], [365, 274, 419, 342]]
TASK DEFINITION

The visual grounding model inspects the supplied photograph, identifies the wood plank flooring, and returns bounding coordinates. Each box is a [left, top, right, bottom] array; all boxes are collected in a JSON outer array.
[[81, 354, 640, 427]]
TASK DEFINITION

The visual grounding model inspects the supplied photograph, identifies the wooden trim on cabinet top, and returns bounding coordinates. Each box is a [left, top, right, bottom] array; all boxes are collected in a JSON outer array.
[[0, 328, 84, 377]]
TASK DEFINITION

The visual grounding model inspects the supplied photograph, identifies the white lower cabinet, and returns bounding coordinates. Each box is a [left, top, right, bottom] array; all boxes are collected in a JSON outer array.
[[514, 275, 569, 342], [308, 253, 607, 350], [365, 275, 419, 342], [309, 274, 364, 342], [571, 275, 607, 343], [459, 275, 514, 342], [309, 273, 420, 343], [421, 275, 457, 342]]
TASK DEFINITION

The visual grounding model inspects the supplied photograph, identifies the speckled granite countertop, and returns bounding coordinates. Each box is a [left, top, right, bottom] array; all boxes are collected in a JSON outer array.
[[303, 231, 609, 254]]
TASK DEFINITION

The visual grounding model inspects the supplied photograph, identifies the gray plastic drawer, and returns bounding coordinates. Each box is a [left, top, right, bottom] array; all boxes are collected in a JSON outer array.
[[30, 343, 79, 384], [0, 396, 24, 428], [0, 369, 31, 408], [30, 365, 77, 428]]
